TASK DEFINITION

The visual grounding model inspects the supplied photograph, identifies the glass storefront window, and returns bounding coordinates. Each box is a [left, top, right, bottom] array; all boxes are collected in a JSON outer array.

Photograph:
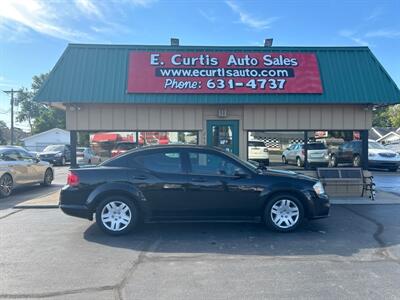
[[307, 130, 363, 168]]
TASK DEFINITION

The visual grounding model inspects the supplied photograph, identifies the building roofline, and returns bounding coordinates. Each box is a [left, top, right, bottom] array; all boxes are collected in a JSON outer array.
[[67, 43, 371, 51], [21, 128, 70, 142]]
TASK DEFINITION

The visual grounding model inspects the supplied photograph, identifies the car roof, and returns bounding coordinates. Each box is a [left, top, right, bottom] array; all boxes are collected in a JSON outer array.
[[112, 144, 228, 157]]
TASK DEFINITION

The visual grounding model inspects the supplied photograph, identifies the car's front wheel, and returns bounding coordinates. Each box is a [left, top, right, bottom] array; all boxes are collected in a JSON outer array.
[[95, 196, 138, 235], [264, 194, 304, 232]]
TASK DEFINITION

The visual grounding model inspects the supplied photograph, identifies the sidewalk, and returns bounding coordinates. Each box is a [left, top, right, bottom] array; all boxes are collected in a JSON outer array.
[[14, 190, 60, 208]]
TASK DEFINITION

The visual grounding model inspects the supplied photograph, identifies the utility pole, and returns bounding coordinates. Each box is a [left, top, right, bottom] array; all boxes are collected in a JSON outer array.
[[2, 89, 15, 145]]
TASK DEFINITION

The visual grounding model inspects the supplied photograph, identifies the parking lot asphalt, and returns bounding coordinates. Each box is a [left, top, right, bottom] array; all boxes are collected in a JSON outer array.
[[1, 166, 399, 299], [1, 204, 400, 299]]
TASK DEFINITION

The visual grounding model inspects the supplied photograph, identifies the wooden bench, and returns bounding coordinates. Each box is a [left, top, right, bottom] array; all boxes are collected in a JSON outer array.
[[316, 168, 373, 198]]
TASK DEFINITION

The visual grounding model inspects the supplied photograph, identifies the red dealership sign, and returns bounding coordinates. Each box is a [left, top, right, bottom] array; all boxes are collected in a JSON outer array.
[[127, 51, 322, 94]]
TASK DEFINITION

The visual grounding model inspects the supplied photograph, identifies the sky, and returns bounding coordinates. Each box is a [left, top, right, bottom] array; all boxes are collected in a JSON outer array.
[[0, 0, 399, 131]]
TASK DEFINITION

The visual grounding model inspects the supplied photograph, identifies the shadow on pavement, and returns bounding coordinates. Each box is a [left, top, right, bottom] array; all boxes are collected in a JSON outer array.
[[0, 184, 63, 210], [83, 205, 400, 258]]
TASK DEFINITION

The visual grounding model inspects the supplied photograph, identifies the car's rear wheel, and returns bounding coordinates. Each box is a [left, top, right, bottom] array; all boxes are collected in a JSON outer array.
[[41, 168, 53, 186], [95, 196, 138, 235], [264, 194, 304, 232], [0, 174, 13, 198]]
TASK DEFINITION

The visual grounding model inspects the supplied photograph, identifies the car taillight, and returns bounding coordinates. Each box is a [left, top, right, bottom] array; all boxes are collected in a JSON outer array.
[[67, 172, 79, 186]]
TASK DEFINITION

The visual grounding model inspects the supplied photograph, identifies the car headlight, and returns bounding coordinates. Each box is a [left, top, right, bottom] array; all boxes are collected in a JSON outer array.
[[313, 181, 325, 196], [55, 152, 62, 157]]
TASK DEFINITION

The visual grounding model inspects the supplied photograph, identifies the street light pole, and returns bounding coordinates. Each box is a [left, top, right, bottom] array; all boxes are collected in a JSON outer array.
[[2, 89, 15, 145]]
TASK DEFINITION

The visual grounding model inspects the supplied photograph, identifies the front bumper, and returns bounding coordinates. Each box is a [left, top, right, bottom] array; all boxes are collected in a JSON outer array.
[[368, 159, 400, 169], [40, 157, 63, 165], [306, 192, 330, 219]]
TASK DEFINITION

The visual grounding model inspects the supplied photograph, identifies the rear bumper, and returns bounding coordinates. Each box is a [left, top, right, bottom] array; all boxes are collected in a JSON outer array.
[[60, 204, 93, 220], [59, 187, 93, 220]]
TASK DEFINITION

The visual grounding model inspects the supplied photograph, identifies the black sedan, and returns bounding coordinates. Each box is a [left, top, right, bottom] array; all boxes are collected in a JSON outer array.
[[60, 145, 329, 235]]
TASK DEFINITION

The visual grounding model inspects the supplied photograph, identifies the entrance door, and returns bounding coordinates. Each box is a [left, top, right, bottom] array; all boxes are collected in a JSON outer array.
[[206, 120, 239, 155]]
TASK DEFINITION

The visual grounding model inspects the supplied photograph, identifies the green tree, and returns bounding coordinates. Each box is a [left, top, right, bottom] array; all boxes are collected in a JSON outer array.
[[32, 107, 66, 134], [0, 121, 8, 145], [388, 105, 400, 127], [372, 106, 392, 127], [15, 72, 66, 134]]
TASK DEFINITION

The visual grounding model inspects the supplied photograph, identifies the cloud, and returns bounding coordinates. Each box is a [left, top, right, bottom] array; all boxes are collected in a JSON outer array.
[[339, 30, 370, 46], [0, 0, 93, 42], [75, 0, 103, 18], [365, 30, 400, 39], [366, 7, 384, 21], [225, 0, 277, 29], [123, 0, 157, 7], [199, 9, 217, 22]]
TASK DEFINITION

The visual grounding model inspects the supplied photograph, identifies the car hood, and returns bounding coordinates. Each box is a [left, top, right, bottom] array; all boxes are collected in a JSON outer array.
[[261, 168, 317, 182], [40, 151, 61, 156]]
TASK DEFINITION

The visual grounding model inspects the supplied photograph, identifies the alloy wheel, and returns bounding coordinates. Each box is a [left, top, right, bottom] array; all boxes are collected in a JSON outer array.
[[353, 155, 361, 167], [101, 201, 132, 232], [0, 174, 13, 197], [270, 199, 300, 229]]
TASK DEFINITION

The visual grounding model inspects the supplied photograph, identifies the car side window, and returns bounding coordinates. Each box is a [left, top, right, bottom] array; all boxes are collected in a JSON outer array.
[[189, 152, 245, 176], [133, 151, 183, 174], [18, 150, 34, 162], [1, 151, 18, 161]]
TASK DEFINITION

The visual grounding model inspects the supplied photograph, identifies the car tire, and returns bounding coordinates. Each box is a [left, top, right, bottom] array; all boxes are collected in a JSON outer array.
[[95, 196, 139, 236], [282, 156, 288, 164], [329, 155, 337, 167], [0, 174, 13, 198], [88, 159, 91, 165], [264, 194, 304, 232], [296, 157, 303, 167], [61, 156, 66, 166], [41, 168, 53, 186], [388, 167, 398, 172], [353, 154, 361, 167]]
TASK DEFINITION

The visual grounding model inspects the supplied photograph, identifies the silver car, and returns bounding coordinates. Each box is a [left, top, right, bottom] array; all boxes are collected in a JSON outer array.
[[0, 146, 54, 197], [282, 142, 329, 167], [77, 147, 102, 165]]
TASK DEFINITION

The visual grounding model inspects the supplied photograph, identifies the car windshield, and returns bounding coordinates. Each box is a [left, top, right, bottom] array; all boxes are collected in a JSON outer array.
[[43, 145, 64, 152], [369, 141, 385, 149]]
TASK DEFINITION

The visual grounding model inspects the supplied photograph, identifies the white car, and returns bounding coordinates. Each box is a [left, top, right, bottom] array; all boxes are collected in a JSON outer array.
[[368, 141, 400, 171], [248, 140, 269, 165], [0, 146, 54, 197], [77, 147, 102, 165]]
